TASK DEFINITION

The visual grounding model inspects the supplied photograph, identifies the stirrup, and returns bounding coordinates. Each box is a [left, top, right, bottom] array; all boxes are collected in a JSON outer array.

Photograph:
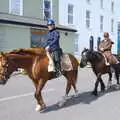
[[55, 71, 62, 78]]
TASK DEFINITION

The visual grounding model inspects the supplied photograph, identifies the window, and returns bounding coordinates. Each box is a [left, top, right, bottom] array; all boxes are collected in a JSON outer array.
[[86, 0, 91, 4], [43, 0, 52, 20], [100, 15, 103, 32], [97, 37, 101, 51], [111, 19, 114, 32], [100, 0, 103, 9], [9, 0, 23, 15], [74, 39, 78, 53], [86, 10, 90, 28], [31, 29, 47, 47], [68, 4, 73, 24], [111, 1, 114, 13], [89, 36, 94, 50]]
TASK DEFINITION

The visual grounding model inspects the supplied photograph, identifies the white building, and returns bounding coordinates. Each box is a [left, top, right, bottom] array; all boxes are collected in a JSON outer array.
[[0, 0, 117, 59], [58, 0, 117, 58]]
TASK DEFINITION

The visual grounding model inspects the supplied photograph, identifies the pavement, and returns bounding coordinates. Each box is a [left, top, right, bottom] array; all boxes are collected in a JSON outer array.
[[0, 68, 120, 120]]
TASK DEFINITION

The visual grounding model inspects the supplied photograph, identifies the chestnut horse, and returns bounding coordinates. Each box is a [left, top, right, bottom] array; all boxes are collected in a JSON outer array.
[[0, 48, 79, 111]]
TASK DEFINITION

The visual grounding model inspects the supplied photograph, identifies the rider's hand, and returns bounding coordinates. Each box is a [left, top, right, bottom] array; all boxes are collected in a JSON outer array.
[[45, 46, 50, 51], [100, 48, 104, 51]]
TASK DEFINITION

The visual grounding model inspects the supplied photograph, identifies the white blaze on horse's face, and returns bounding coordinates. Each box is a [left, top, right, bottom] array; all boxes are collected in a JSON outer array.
[[83, 52, 86, 56]]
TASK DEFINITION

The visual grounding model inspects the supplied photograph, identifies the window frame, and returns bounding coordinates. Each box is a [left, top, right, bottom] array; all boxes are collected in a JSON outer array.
[[74, 38, 79, 53], [111, 18, 114, 33], [100, 0, 103, 9], [9, 0, 23, 16], [43, 0, 52, 20], [68, 4, 74, 25], [100, 15, 104, 32], [111, 1, 114, 13], [86, 10, 91, 29], [86, 0, 91, 4]]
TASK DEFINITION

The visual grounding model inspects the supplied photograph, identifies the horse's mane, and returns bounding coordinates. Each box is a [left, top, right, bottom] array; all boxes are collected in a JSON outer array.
[[87, 49, 103, 62], [7, 47, 46, 57]]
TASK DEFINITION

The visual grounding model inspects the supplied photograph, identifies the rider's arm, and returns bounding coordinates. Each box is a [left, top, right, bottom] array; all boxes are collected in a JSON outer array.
[[110, 39, 114, 44]]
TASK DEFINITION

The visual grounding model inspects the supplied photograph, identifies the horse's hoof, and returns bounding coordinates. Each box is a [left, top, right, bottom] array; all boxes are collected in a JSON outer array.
[[101, 87, 105, 92], [74, 90, 79, 97], [35, 104, 41, 111], [40, 104, 46, 111], [35, 104, 46, 112], [92, 91, 98, 96], [57, 101, 65, 107], [107, 81, 112, 89], [74, 93, 79, 97], [57, 99, 66, 107], [115, 84, 120, 89]]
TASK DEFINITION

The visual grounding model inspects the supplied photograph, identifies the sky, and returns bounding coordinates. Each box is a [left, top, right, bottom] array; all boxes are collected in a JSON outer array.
[[116, 0, 120, 20]]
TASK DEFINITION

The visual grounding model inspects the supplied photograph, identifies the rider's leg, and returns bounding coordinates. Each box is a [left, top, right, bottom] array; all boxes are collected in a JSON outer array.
[[104, 54, 110, 66], [52, 51, 62, 77], [112, 55, 119, 64]]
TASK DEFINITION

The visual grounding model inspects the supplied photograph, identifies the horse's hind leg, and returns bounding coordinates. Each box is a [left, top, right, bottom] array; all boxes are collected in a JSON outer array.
[[62, 71, 72, 99], [57, 72, 72, 107], [114, 70, 120, 85], [58, 70, 78, 107], [99, 78, 105, 92], [64, 70, 78, 98], [71, 70, 79, 97], [65, 70, 78, 95]]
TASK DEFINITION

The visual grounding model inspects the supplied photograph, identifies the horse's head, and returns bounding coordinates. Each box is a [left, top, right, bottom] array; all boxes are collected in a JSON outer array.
[[0, 52, 9, 85], [80, 48, 92, 68]]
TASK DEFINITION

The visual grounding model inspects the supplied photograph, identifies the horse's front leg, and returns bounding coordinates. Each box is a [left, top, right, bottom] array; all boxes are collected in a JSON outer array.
[[34, 79, 47, 111], [99, 77, 105, 92], [92, 73, 101, 96]]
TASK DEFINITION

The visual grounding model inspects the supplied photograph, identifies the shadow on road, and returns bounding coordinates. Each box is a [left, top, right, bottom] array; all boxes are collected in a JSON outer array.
[[41, 84, 120, 113]]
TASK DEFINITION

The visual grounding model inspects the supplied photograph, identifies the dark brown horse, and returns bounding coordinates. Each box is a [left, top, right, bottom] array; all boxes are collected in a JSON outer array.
[[0, 48, 79, 111], [80, 48, 120, 96]]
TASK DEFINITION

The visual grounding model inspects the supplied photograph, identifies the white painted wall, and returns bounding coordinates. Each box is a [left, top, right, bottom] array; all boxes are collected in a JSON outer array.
[[58, 0, 117, 58], [0, 24, 31, 51]]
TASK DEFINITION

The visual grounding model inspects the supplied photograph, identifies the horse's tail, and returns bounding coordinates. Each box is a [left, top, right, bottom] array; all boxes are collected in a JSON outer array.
[[75, 59, 80, 84], [69, 54, 79, 84]]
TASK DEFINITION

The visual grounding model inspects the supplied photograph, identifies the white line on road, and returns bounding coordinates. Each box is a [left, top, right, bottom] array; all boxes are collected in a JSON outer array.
[[0, 88, 55, 102]]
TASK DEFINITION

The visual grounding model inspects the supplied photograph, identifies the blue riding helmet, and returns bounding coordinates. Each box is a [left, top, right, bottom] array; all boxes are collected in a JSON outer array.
[[47, 19, 55, 25]]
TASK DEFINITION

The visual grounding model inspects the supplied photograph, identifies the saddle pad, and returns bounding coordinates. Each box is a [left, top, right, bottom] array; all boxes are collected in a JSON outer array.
[[46, 51, 73, 72]]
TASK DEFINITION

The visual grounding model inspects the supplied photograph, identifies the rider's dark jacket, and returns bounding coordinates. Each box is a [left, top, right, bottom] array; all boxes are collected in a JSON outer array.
[[43, 28, 61, 53]]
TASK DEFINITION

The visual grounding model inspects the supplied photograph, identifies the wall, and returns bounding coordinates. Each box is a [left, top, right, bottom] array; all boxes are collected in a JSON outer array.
[[60, 31, 76, 54], [23, 0, 42, 18], [0, 24, 30, 51], [0, 0, 9, 13], [58, 0, 118, 56]]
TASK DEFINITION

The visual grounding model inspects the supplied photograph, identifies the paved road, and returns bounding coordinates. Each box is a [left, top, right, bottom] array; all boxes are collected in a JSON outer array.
[[0, 68, 120, 120]]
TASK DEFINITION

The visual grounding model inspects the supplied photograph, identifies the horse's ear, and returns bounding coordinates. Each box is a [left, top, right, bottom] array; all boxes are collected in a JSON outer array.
[[83, 47, 88, 51]]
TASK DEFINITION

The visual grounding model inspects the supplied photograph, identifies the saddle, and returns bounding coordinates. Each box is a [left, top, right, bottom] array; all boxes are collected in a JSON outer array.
[[46, 51, 73, 72], [101, 52, 119, 66], [102, 54, 110, 66]]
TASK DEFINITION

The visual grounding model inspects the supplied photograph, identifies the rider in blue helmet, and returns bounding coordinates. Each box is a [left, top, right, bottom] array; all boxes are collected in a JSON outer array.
[[47, 19, 55, 25], [43, 19, 63, 78]]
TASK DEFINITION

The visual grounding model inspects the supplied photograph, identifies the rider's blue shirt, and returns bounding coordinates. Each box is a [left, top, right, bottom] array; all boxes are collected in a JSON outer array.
[[43, 28, 61, 52]]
